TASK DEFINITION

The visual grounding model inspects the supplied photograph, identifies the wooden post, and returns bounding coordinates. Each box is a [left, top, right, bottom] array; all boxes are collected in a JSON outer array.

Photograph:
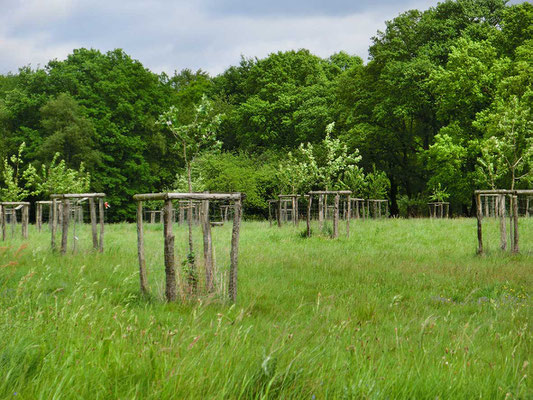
[[137, 201, 148, 294], [11, 207, 16, 238], [508, 195, 514, 250], [526, 197, 530, 218], [37, 203, 42, 232], [1, 205, 5, 241], [98, 198, 104, 252], [333, 193, 340, 239], [346, 194, 351, 238], [356, 200, 360, 219], [499, 195, 507, 251], [61, 200, 69, 254], [201, 199, 214, 292], [229, 197, 242, 302], [179, 205, 184, 225], [277, 199, 282, 227], [163, 199, 177, 301], [476, 193, 483, 254], [268, 201, 272, 227], [484, 196, 489, 219], [318, 194, 324, 230], [89, 198, 98, 250], [51, 199, 57, 251], [22, 205, 28, 239], [150, 212, 155, 224], [306, 194, 312, 237], [512, 195, 519, 254]]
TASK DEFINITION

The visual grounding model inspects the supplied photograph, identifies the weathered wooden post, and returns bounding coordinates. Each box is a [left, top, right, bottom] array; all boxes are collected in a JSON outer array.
[[268, 200, 272, 227], [1, 205, 5, 241], [36, 203, 42, 232], [277, 199, 282, 227], [201, 198, 214, 292], [61, 200, 70, 254], [476, 193, 483, 254], [229, 196, 242, 302], [51, 199, 57, 250], [136, 200, 148, 294], [499, 195, 507, 251], [98, 198, 104, 252], [306, 194, 312, 237], [163, 198, 177, 301], [333, 193, 340, 239], [22, 205, 29, 239], [512, 195, 519, 253], [346, 194, 351, 238], [318, 194, 324, 230], [89, 198, 98, 250]]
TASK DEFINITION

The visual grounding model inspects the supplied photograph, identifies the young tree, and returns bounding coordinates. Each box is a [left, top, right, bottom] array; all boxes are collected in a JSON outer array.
[[475, 95, 533, 189], [158, 95, 223, 290], [37, 153, 91, 196], [0, 142, 38, 201]]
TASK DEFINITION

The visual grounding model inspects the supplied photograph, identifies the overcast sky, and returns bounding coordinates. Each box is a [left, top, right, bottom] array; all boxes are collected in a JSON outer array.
[[0, 0, 527, 76]]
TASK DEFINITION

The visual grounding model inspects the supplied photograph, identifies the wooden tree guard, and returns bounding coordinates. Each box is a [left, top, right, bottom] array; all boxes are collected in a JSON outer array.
[[49, 193, 106, 254], [475, 189, 532, 255], [0, 202, 30, 241], [275, 195, 309, 227], [428, 202, 450, 218], [133, 192, 245, 302], [307, 191, 352, 238]]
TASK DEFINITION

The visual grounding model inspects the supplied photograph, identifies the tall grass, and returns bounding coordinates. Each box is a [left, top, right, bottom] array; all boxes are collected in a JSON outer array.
[[0, 218, 531, 399]]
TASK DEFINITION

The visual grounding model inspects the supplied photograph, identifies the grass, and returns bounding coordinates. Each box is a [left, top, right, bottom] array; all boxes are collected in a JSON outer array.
[[0, 218, 531, 399]]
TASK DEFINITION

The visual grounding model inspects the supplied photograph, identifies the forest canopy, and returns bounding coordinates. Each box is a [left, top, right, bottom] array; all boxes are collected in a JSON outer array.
[[0, 0, 531, 221]]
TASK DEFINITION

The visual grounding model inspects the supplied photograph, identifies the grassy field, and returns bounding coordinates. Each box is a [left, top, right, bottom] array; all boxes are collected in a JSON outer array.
[[0, 218, 531, 399]]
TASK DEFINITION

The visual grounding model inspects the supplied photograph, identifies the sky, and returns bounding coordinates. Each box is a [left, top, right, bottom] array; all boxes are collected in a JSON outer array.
[[0, 0, 527, 76]]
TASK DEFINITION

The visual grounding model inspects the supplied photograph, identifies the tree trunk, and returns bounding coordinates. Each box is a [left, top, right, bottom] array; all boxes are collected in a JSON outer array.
[[185, 154, 196, 292], [388, 175, 399, 217], [163, 199, 177, 301]]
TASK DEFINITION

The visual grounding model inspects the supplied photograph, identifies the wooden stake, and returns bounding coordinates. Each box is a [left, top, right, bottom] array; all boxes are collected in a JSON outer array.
[[318, 194, 324, 230], [512, 195, 519, 253], [201, 199, 214, 292], [476, 193, 483, 254], [61, 200, 69, 254], [22, 205, 28, 239], [88, 198, 98, 250], [229, 198, 242, 302], [37, 203, 42, 232], [346, 194, 351, 238], [137, 201, 148, 294], [98, 198, 104, 252], [333, 193, 340, 239], [163, 199, 177, 301], [1, 205, 5, 241], [307, 194, 312, 237], [499, 195, 507, 251], [51, 199, 57, 250], [277, 199, 282, 227]]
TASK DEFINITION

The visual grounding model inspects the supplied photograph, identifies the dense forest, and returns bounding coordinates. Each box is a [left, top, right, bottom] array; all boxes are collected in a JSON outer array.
[[1, 0, 532, 221]]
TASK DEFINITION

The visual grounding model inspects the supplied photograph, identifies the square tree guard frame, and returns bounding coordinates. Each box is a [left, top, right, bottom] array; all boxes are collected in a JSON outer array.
[[133, 192, 244, 302], [49, 193, 106, 254], [0, 202, 30, 240]]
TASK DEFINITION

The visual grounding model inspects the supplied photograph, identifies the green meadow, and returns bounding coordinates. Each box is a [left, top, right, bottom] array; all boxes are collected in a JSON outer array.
[[0, 218, 531, 399]]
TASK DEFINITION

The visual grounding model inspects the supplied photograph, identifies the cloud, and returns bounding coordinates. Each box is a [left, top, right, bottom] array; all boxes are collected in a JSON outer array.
[[0, 0, 527, 77]]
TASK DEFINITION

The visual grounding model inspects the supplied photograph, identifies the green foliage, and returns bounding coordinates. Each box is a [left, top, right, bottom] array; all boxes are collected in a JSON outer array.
[[36, 153, 91, 196], [0, 143, 38, 201], [364, 165, 390, 199]]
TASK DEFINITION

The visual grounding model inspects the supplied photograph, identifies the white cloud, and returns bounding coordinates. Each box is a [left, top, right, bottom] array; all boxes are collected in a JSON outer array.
[[0, 0, 523, 76]]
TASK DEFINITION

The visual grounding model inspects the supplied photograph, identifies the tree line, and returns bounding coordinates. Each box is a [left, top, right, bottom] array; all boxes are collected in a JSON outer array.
[[0, 0, 531, 221]]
